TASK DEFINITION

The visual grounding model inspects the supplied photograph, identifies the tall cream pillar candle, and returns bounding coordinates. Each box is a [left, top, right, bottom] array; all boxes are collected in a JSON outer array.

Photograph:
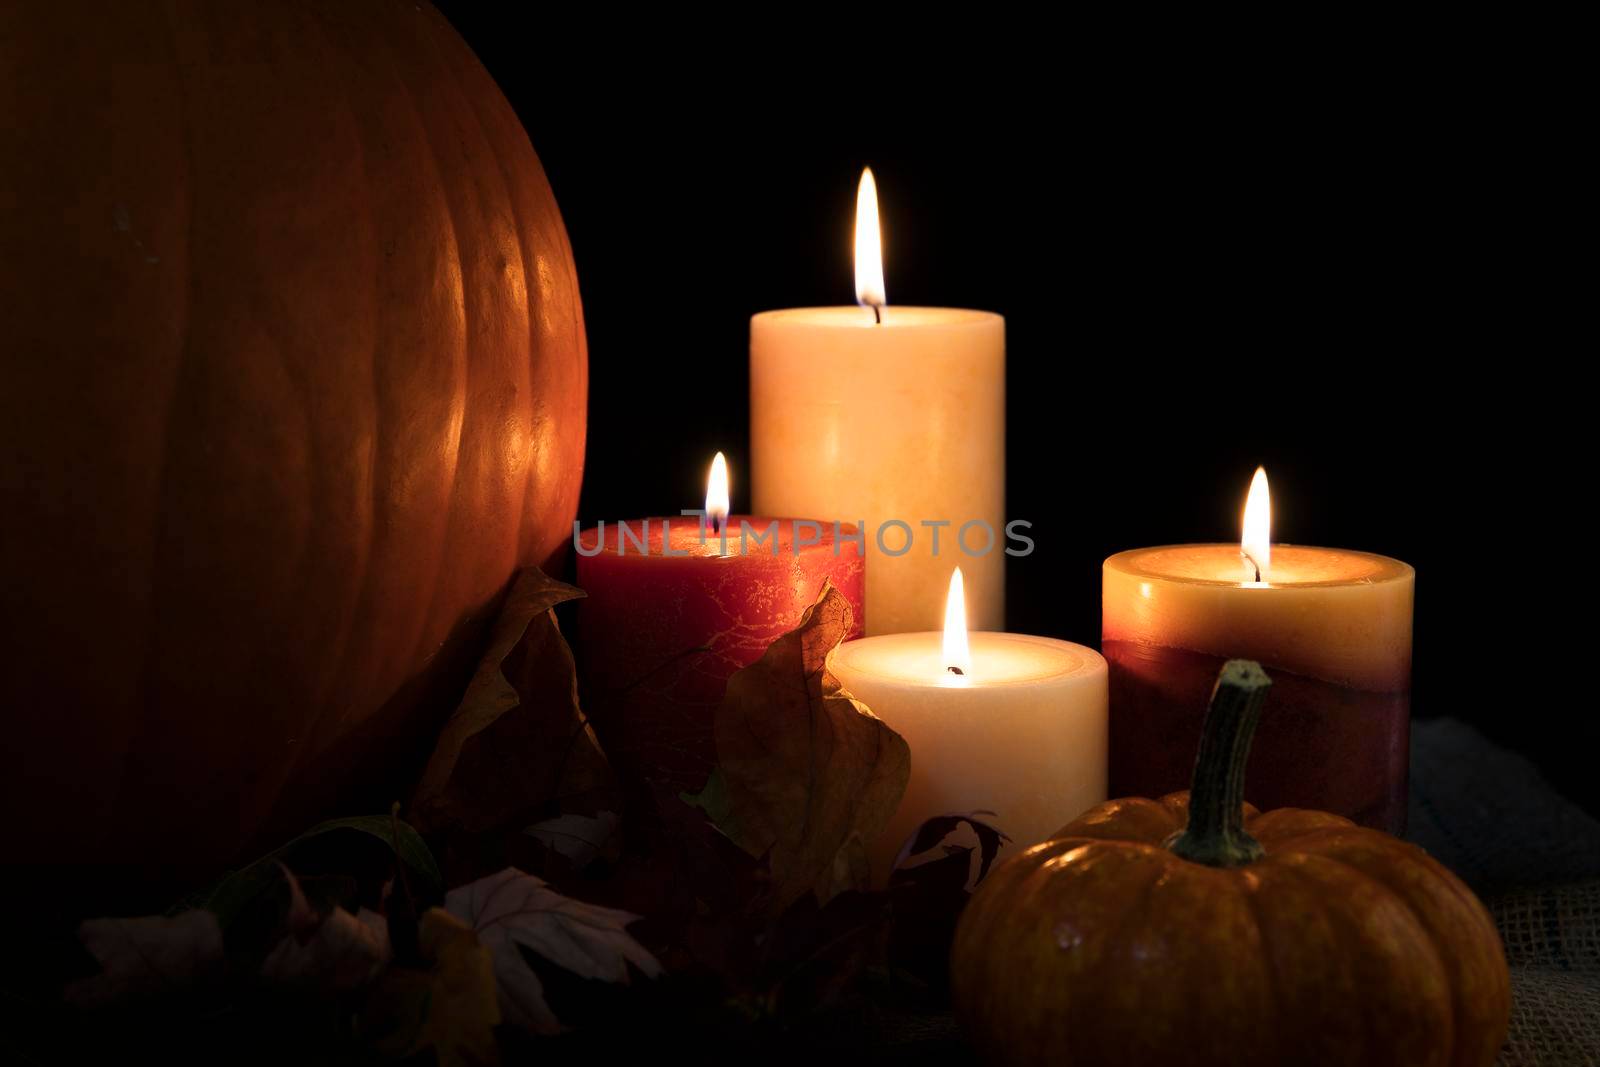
[[751, 172, 1005, 634]]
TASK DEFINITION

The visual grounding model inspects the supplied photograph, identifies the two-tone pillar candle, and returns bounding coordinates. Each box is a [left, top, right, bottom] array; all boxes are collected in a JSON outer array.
[[1102, 469, 1414, 833]]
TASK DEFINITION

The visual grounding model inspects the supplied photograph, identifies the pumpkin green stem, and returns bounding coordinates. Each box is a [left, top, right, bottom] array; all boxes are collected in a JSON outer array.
[[1166, 659, 1273, 868]]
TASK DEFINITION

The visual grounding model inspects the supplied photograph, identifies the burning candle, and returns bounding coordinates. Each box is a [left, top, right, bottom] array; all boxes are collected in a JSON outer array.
[[1103, 468, 1415, 833], [829, 568, 1107, 874], [575, 454, 866, 794], [750, 169, 1005, 635]]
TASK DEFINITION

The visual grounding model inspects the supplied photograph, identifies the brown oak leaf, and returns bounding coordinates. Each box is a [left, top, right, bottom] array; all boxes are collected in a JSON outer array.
[[446, 867, 662, 1035], [687, 581, 910, 911], [412, 567, 616, 836]]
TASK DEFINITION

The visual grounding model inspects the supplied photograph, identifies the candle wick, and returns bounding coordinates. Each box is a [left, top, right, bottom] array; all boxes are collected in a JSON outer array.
[[947, 665, 964, 676], [871, 303, 882, 325], [1242, 549, 1263, 584]]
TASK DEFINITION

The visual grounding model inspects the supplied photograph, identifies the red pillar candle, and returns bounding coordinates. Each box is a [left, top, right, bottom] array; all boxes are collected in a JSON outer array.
[[1102, 469, 1414, 833], [574, 455, 865, 795]]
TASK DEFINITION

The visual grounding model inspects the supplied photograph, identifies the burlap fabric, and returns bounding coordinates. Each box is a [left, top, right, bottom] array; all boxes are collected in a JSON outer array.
[[1408, 719, 1600, 1066]]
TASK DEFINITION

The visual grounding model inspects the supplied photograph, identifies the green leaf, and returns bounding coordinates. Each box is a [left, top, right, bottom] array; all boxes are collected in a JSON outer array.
[[200, 815, 441, 929], [681, 768, 736, 834]]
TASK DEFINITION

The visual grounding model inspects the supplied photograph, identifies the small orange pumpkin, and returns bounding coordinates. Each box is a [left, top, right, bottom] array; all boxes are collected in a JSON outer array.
[[951, 661, 1510, 1067]]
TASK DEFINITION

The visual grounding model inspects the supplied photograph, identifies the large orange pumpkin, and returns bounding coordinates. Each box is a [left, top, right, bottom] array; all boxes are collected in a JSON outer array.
[[0, 2, 586, 882], [951, 661, 1510, 1067]]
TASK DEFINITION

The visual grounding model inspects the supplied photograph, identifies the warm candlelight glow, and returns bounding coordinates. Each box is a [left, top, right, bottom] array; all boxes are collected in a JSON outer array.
[[706, 451, 730, 533], [943, 566, 971, 679], [1241, 466, 1271, 583], [854, 167, 886, 314]]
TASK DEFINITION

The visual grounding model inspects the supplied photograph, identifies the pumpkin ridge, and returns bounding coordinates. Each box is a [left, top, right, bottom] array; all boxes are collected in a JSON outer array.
[[261, 7, 413, 780], [1284, 849, 1456, 1065], [281, 5, 383, 771], [1048, 836, 1174, 866], [371, 12, 470, 685], [1243, 807, 1355, 850], [433, 2, 584, 571], [1300, 837, 1447, 939], [376, 13, 472, 681], [1298, 836, 1507, 1067], [1377, 840, 1506, 953], [1058, 796, 1183, 845], [343, 3, 388, 746], [1269, 855, 1385, 1059], [431, 8, 540, 599], [1235, 869, 1286, 1064], [426, 22, 539, 564], [1254, 823, 1367, 855], [1076, 848, 1189, 1064], [115, 0, 202, 856], [272, 5, 456, 780]]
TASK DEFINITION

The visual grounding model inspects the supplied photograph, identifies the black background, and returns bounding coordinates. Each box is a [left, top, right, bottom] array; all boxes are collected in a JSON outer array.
[[436, 11, 1591, 813]]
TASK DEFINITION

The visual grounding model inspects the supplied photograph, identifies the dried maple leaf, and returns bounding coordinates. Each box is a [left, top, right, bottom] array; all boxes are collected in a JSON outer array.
[[363, 907, 500, 1067], [687, 582, 910, 911], [66, 909, 223, 1007], [412, 567, 616, 836], [446, 867, 662, 1035]]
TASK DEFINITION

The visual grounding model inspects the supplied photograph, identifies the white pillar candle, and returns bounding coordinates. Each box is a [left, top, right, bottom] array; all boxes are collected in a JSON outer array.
[[751, 170, 1005, 635], [828, 570, 1108, 874]]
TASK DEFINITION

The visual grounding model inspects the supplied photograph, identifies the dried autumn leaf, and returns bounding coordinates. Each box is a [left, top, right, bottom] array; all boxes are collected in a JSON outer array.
[[757, 889, 892, 1020], [412, 567, 616, 835], [888, 843, 975, 990], [259, 865, 390, 993], [446, 867, 662, 1035], [887, 813, 1012, 990], [363, 907, 500, 1067], [891, 811, 1012, 885], [66, 910, 223, 1007], [524, 810, 620, 871], [689, 582, 910, 911]]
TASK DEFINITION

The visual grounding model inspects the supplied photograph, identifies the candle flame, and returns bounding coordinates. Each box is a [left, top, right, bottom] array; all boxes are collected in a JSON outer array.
[[943, 566, 971, 678], [1241, 466, 1271, 583], [706, 452, 730, 534], [854, 168, 886, 314]]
